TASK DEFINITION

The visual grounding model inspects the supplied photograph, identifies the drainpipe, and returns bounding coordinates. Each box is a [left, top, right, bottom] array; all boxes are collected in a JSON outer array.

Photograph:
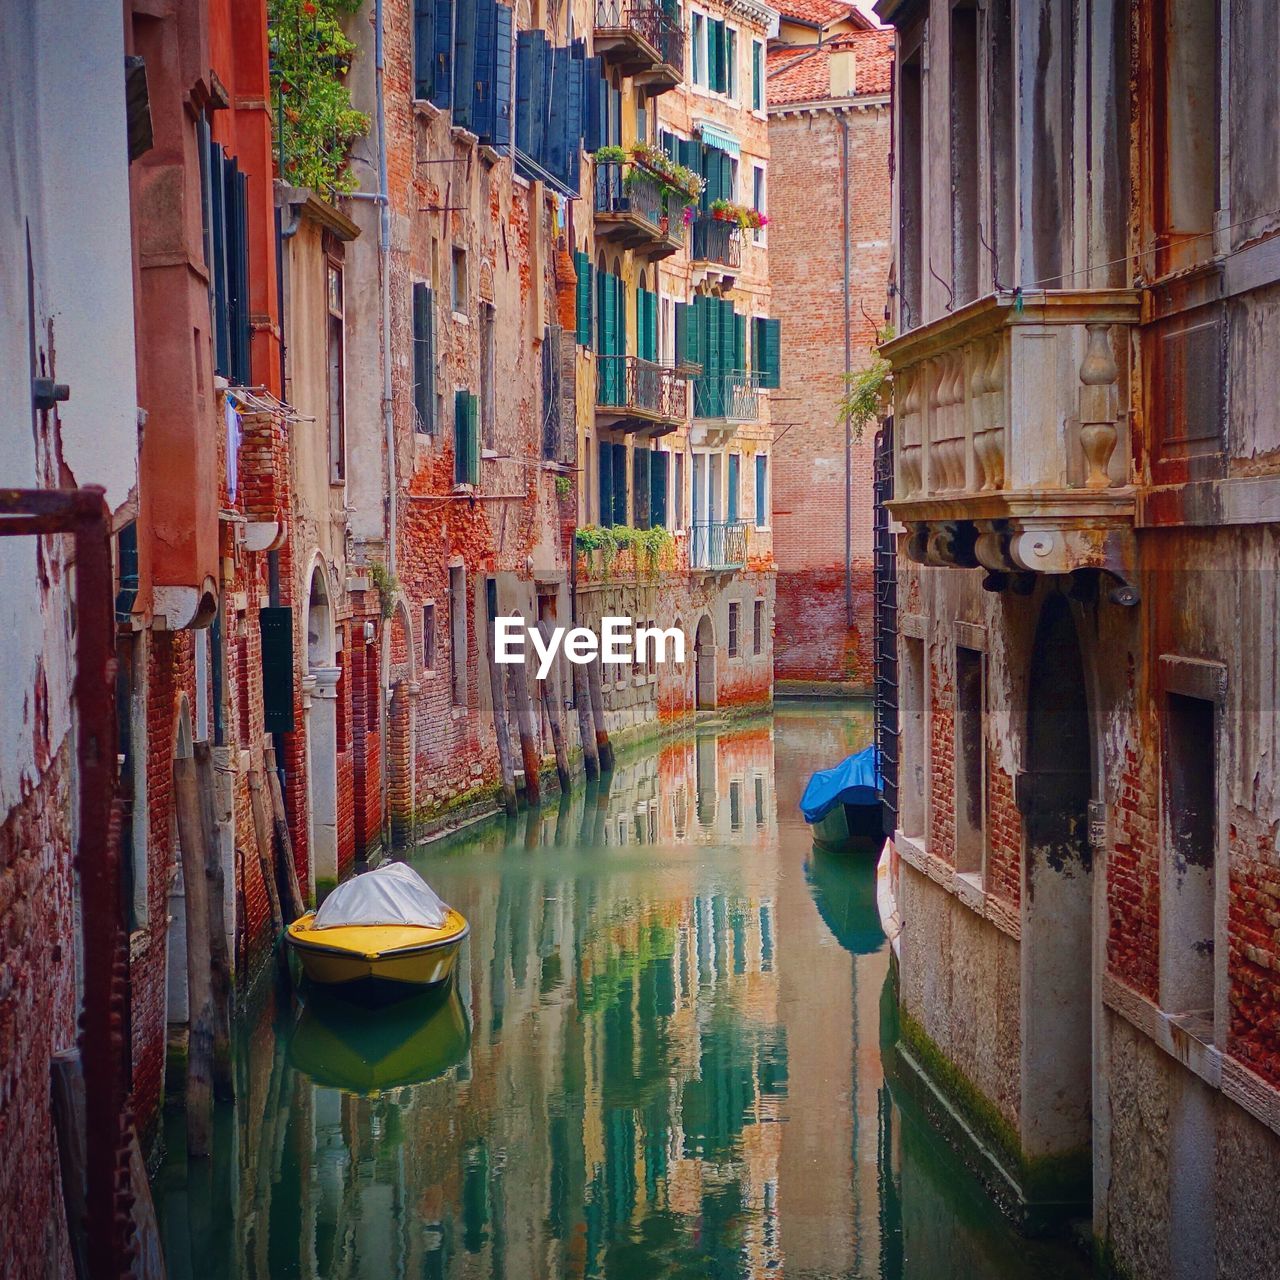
[[374, 0, 396, 579], [840, 111, 852, 630]]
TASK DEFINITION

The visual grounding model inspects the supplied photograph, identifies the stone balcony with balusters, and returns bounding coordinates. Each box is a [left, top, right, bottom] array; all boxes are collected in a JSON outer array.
[[882, 290, 1143, 595]]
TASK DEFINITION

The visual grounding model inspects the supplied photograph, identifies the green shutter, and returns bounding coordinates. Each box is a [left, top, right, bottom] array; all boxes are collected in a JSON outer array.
[[719, 300, 735, 380], [601, 272, 618, 404], [704, 297, 721, 417], [733, 310, 746, 376], [727, 453, 740, 523], [468, 393, 481, 481], [455, 390, 480, 484], [575, 253, 592, 347], [761, 317, 781, 389], [650, 450, 668, 529], [260, 607, 295, 733], [413, 282, 434, 433], [753, 41, 763, 110]]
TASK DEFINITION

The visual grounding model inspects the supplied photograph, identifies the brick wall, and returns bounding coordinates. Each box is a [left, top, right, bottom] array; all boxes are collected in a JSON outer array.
[[0, 746, 76, 1280], [928, 644, 956, 865], [1107, 743, 1160, 1000], [768, 102, 890, 687]]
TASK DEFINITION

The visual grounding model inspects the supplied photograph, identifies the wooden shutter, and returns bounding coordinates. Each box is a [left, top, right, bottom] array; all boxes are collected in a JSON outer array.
[[704, 295, 721, 416], [515, 30, 534, 154], [733, 310, 746, 376], [582, 57, 605, 152], [260, 607, 295, 733], [546, 44, 568, 180], [633, 448, 651, 530], [575, 252, 592, 346], [413, 283, 434, 432], [432, 0, 454, 108], [727, 453, 740, 522], [468, 0, 494, 137], [598, 441, 614, 525], [661, 129, 676, 159], [650, 451, 668, 528], [647, 291, 659, 363], [414, 0, 435, 100], [760, 318, 781, 388], [612, 441, 628, 526], [752, 40, 763, 110], [492, 1, 514, 145], [455, 390, 480, 484], [453, 0, 478, 130]]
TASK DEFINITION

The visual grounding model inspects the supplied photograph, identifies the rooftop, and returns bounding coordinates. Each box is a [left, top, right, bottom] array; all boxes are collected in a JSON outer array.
[[773, 0, 874, 30], [766, 29, 893, 106]]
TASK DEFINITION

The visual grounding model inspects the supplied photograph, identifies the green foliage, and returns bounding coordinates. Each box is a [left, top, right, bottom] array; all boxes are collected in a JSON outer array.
[[554, 474, 573, 498], [837, 326, 895, 441], [594, 144, 629, 165], [367, 559, 399, 620], [269, 0, 370, 196], [575, 524, 673, 580]]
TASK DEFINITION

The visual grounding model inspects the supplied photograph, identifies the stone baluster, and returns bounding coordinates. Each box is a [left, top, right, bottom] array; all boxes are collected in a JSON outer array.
[[973, 338, 1006, 491], [1078, 323, 1119, 489], [927, 359, 945, 494], [899, 369, 923, 497], [967, 344, 985, 493]]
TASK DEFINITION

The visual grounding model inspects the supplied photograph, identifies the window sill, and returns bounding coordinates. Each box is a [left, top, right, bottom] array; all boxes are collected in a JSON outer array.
[[450, 125, 479, 148], [413, 98, 444, 121], [452, 311, 470, 325]]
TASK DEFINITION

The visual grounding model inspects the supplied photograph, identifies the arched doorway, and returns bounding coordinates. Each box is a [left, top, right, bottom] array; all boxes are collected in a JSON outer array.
[[306, 564, 340, 887], [694, 615, 716, 710], [1020, 590, 1093, 1185]]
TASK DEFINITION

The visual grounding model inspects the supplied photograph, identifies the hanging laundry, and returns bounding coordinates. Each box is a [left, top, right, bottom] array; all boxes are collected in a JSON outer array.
[[225, 395, 243, 502]]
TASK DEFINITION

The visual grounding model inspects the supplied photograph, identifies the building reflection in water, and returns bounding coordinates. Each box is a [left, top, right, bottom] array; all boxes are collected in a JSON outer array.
[[153, 703, 1088, 1280]]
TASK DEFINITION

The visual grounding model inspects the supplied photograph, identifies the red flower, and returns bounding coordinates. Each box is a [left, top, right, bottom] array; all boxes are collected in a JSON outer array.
[[302, 1, 317, 14]]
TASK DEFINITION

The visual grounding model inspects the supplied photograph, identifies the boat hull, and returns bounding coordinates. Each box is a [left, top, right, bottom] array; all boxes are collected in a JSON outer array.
[[286, 910, 470, 990], [812, 802, 885, 854]]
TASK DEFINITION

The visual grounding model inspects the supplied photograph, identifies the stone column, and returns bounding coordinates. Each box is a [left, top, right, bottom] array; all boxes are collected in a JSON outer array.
[[308, 667, 340, 888]]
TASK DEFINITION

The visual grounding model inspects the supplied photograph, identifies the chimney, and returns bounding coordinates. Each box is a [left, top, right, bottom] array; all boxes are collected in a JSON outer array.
[[828, 47, 857, 96]]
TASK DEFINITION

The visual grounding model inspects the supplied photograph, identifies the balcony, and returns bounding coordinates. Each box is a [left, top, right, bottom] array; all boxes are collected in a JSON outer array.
[[883, 290, 1143, 592], [596, 354, 688, 436], [689, 521, 747, 572], [594, 162, 688, 260], [593, 0, 684, 91], [691, 215, 742, 274], [692, 371, 761, 444]]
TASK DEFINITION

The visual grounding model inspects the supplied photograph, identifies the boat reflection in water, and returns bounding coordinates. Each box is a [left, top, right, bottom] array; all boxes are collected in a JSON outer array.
[[153, 702, 1090, 1280], [289, 981, 471, 1096]]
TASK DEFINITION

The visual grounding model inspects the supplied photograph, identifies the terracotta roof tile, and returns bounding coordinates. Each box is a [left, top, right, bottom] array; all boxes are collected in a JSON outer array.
[[773, 0, 874, 30], [766, 29, 893, 106]]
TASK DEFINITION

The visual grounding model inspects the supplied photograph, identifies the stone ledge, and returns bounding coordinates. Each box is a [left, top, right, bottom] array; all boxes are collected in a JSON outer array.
[[894, 830, 1022, 941]]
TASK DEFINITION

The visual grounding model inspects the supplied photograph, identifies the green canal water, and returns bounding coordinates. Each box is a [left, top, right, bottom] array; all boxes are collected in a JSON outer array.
[[153, 700, 1091, 1280]]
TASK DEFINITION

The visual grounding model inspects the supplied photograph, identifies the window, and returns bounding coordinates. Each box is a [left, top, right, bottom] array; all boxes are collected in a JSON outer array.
[[650, 450, 669, 529], [673, 451, 685, 530], [422, 603, 436, 669], [752, 39, 764, 111], [954, 645, 985, 874], [480, 303, 496, 448], [727, 602, 740, 657], [754, 453, 768, 527], [727, 452, 740, 523], [691, 13, 705, 86], [412, 283, 435, 434], [198, 117, 252, 386], [901, 636, 927, 838], [753, 599, 764, 655], [598, 439, 628, 526], [752, 165, 766, 243], [1162, 684, 1219, 1017], [449, 566, 467, 705], [726, 27, 738, 100], [541, 324, 563, 461], [451, 245, 467, 315], [454, 390, 479, 484], [327, 262, 346, 482], [898, 38, 924, 329], [660, 295, 675, 365]]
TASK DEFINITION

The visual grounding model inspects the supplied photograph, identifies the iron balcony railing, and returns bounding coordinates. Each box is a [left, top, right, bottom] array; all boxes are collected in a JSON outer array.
[[596, 354, 688, 421], [692, 370, 761, 422], [594, 0, 685, 73], [594, 162, 690, 249], [691, 215, 742, 268], [689, 520, 747, 570]]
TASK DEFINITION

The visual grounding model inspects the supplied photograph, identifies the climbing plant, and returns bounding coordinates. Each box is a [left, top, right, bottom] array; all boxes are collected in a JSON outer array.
[[269, 0, 370, 196], [367, 559, 399, 620], [837, 326, 895, 441]]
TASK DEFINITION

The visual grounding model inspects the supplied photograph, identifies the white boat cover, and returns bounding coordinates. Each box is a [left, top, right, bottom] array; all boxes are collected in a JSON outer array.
[[311, 863, 450, 930]]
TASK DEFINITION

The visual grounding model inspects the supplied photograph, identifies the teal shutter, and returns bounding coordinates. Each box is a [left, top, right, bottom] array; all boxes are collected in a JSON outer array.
[[752, 40, 763, 110], [598, 440, 613, 522], [650, 451, 668, 528], [575, 253, 592, 347], [601, 272, 617, 403], [611, 442, 628, 525], [260, 607, 295, 732], [704, 297, 721, 416], [455, 390, 480, 483], [452, 0, 478, 129], [431, 0, 454, 108], [755, 453, 768, 527], [492, 1, 514, 146], [761, 317, 781, 388], [413, 0, 435, 100], [719, 300, 735, 382], [733, 310, 745, 375], [727, 453, 740, 523]]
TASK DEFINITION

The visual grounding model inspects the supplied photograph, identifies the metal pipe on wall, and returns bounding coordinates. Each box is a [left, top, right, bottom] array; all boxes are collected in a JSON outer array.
[[840, 110, 853, 630], [374, 0, 396, 578]]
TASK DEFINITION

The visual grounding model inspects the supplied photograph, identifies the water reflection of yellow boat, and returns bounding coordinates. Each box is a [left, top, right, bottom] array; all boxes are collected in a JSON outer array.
[[289, 984, 471, 1095], [285, 862, 469, 990]]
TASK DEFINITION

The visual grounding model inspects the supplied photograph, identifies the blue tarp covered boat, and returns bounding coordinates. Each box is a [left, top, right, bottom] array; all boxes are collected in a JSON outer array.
[[800, 744, 885, 851]]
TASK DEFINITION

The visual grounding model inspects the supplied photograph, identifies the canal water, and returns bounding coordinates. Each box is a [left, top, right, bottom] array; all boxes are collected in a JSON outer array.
[[153, 700, 1091, 1280]]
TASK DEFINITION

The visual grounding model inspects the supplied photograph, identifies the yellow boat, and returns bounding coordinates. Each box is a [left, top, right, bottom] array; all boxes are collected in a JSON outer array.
[[285, 862, 469, 991], [287, 910, 469, 989]]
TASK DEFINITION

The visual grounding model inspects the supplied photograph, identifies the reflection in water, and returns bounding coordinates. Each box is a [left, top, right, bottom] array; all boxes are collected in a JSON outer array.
[[153, 701, 1090, 1280]]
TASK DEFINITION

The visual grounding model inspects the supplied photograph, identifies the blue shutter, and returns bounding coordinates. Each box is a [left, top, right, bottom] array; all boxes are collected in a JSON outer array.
[[414, 0, 435, 100], [633, 447, 651, 530], [492, 2, 513, 145], [432, 0, 454, 108], [755, 453, 768, 527], [598, 440, 613, 523], [453, 0, 478, 130], [469, 0, 496, 140], [727, 453, 740, 523], [413, 283, 434, 432], [546, 44, 568, 180], [582, 57, 605, 152]]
